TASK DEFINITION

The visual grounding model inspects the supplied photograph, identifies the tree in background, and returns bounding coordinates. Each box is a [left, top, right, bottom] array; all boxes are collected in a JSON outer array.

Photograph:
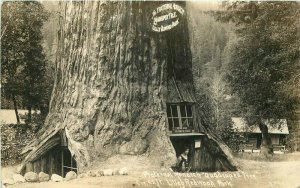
[[188, 7, 243, 150], [1, 1, 50, 123], [215, 2, 300, 155]]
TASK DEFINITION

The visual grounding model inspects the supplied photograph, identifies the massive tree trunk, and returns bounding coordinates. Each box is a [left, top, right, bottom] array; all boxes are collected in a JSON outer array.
[[21, 1, 237, 173]]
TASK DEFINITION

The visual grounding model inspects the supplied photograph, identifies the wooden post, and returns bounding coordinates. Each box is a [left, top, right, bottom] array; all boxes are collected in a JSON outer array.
[[40, 157, 44, 172], [35, 159, 40, 173], [49, 154, 53, 175], [33, 161, 37, 173], [192, 105, 196, 132], [61, 150, 64, 176], [71, 155, 73, 170], [26, 162, 33, 172]]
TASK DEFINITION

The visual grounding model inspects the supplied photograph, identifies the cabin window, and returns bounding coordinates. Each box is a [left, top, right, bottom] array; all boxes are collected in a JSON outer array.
[[167, 103, 193, 131]]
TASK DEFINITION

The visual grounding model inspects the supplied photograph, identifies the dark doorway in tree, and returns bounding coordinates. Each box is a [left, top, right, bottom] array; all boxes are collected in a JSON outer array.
[[170, 136, 195, 172], [61, 147, 77, 177], [170, 137, 193, 158], [25, 145, 78, 177], [169, 134, 206, 172]]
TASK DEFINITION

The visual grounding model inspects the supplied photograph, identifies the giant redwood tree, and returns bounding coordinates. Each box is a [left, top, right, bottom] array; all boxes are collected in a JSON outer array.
[[20, 1, 236, 174]]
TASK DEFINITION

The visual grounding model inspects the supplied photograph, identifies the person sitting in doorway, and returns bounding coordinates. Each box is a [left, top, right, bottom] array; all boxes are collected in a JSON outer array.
[[177, 147, 191, 172]]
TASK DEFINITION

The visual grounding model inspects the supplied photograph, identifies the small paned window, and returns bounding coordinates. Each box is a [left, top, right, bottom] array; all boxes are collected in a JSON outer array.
[[167, 103, 193, 131]]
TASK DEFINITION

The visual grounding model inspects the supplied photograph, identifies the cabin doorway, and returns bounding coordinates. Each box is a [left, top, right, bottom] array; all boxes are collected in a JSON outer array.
[[27, 146, 77, 177], [169, 134, 204, 172], [170, 137, 193, 158], [170, 136, 193, 172], [61, 147, 77, 177]]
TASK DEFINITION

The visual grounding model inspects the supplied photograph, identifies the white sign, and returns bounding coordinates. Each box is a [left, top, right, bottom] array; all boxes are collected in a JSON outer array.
[[151, 3, 185, 32], [195, 139, 201, 149]]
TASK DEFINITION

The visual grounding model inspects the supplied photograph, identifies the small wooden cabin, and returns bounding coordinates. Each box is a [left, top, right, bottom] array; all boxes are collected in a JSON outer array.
[[166, 79, 234, 171], [232, 117, 289, 153], [166, 102, 234, 171], [21, 130, 77, 176]]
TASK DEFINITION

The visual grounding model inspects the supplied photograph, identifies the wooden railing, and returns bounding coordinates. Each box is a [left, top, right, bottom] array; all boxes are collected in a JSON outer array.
[[273, 145, 286, 151]]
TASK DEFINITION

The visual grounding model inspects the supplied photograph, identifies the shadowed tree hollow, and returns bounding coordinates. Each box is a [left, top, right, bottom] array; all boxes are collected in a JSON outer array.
[[20, 1, 236, 175]]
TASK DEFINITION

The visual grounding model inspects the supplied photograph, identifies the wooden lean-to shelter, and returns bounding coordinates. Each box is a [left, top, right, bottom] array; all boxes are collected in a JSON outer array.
[[20, 1, 236, 176]]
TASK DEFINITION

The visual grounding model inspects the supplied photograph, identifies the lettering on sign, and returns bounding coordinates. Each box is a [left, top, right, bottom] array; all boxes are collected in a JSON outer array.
[[172, 129, 192, 133], [151, 3, 185, 32], [139, 170, 257, 187]]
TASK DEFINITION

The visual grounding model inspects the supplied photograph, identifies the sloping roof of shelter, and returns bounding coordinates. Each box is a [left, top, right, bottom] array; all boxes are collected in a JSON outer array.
[[166, 78, 196, 103], [231, 117, 289, 135]]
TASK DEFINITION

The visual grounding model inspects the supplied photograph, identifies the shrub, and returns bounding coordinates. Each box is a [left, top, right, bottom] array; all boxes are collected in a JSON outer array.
[[1, 123, 36, 166]]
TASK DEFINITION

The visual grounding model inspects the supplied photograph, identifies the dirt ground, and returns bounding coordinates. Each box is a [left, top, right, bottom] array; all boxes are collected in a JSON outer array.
[[2, 153, 300, 188]]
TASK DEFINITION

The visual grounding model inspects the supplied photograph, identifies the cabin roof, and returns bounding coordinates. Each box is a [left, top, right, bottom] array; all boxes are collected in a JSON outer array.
[[166, 79, 196, 103], [231, 117, 289, 135]]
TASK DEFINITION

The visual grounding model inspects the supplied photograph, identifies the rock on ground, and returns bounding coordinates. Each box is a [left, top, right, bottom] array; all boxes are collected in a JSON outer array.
[[51, 174, 63, 182], [103, 169, 113, 176], [95, 170, 104, 177], [12, 174, 26, 183], [113, 169, 119, 175], [78, 173, 86, 178], [3, 178, 14, 185], [86, 171, 96, 177], [38, 172, 50, 182], [24, 172, 39, 182], [65, 171, 77, 181], [119, 167, 128, 175]]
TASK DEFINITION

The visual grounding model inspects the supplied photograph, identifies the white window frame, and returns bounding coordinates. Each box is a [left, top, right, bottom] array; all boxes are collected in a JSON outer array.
[[167, 103, 193, 130]]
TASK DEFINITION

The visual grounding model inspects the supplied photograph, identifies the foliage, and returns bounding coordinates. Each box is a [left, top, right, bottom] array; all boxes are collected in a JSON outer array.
[[189, 2, 300, 151], [214, 2, 300, 122], [286, 120, 300, 151], [1, 1, 51, 119], [210, 2, 300, 154], [188, 9, 242, 149], [1, 124, 36, 166], [19, 111, 45, 131]]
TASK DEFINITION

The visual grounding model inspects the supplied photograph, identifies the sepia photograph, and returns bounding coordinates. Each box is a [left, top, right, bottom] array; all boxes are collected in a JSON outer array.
[[1, 0, 300, 187]]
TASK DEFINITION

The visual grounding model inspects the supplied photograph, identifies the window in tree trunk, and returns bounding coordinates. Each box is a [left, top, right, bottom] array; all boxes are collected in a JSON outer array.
[[167, 103, 193, 133]]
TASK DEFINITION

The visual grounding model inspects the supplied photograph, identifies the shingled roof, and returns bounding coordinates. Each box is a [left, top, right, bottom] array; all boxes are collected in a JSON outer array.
[[231, 117, 289, 135]]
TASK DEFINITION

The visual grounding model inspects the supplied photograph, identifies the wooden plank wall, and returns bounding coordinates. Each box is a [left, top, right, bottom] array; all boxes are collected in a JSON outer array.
[[170, 136, 219, 172], [191, 144, 216, 172], [25, 146, 63, 176]]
